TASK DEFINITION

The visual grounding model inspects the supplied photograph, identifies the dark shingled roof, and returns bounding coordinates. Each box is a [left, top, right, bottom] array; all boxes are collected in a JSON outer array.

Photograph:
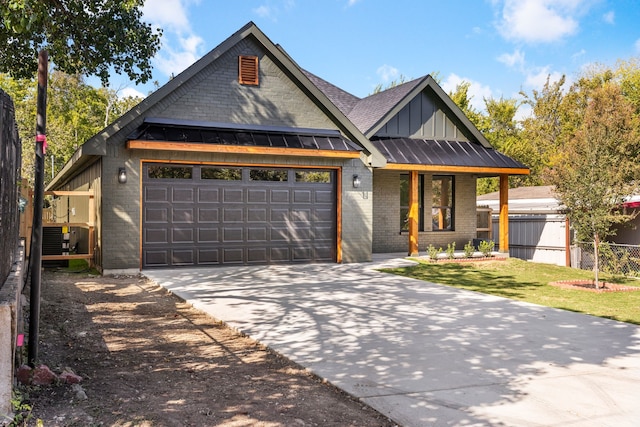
[[346, 78, 425, 134], [371, 137, 528, 170], [302, 70, 360, 116]]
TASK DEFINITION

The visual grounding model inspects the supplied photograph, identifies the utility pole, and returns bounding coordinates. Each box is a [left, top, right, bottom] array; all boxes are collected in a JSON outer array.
[[28, 50, 48, 367]]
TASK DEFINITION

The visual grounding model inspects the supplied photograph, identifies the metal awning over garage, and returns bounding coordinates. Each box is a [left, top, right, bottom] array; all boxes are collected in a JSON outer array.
[[127, 118, 362, 157], [371, 137, 528, 175]]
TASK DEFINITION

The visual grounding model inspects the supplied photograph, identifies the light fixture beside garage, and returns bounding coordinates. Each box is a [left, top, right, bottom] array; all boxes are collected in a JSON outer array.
[[118, 167, 127, 184], [352, 174, 361, 188]]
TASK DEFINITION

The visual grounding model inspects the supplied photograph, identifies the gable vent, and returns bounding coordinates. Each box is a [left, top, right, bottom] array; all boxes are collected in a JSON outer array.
[[239, 55, 259, 86]]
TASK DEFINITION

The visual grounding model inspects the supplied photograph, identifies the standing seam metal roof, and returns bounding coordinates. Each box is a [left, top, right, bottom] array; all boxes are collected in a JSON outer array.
[[371, 137, 527, 170]]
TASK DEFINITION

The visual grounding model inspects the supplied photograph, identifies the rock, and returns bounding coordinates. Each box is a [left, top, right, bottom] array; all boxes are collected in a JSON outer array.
[[32, 365, 58, 385], [16, 364, 32, 385], [72, 384, 88, 400], [60, 368, 82, 384]]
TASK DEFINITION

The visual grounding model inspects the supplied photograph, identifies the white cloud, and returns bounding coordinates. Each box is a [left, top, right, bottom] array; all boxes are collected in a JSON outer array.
[[524, 67, 564, 90], [497, 49, 525, 69], [142, 0, 205, 80], [347, 0, 360, 5], [376, 64, 399, 82], [253, 5, 273, 19], [603, 10, 615, 24], [496, 0, 586, 43], [120, 87, 146, 99], [441, 73, 493, 112]]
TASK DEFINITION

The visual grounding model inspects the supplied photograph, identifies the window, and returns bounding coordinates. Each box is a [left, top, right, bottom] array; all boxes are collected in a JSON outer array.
[[400, 175, 454, 232], [250, 169, 288, 181], [201, 167, 242, 180], [432, 176, 454, 231], [148, 165, 193, 179], [400, 174, 424, 231], [295, 170, 331, 183]]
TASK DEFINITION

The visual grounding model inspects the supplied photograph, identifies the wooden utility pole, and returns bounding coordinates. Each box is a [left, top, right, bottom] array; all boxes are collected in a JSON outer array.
[[28, 50, 48, 367]]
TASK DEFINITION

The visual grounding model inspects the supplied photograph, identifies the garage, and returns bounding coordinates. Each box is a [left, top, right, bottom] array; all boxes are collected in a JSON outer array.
[[142, 163, 337, 267]]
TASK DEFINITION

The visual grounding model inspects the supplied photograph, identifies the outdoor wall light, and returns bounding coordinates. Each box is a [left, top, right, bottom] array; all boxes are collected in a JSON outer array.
[[118, 167, 127, 184], [352, 174, 361, 188]]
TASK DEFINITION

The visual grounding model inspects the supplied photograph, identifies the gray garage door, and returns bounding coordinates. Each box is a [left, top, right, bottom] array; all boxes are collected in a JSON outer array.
[[142, 163, 336, 268]]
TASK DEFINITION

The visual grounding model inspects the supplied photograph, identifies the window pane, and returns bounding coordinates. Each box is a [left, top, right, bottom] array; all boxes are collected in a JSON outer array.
[[201, 167, 242, 180], [295, 171, 331, 183], [250, 169, 288, 181], [432, 176, 454, 231], [148, 165, 193, 179]]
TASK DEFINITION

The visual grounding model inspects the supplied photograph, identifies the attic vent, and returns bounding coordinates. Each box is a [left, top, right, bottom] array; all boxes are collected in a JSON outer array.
[[239, 55, 259, 86]]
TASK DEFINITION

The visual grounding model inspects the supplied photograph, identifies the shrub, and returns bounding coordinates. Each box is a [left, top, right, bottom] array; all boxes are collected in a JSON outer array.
[[478, 240, 495, 257], [427, 244, 442, 262], [463, 241, 475, 258], [446, 242, 456, 259]]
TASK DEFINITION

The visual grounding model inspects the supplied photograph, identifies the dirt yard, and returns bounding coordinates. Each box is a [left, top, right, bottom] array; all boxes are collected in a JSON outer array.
[[16, 269, 396, 426]]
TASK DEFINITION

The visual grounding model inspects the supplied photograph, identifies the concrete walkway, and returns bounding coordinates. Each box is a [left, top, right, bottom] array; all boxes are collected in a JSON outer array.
[[144, 255, 640, 427]]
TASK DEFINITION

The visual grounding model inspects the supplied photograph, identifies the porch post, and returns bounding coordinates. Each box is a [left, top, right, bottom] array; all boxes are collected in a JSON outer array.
[[408, 170, 419, 256], [499, 174, 509, 253]]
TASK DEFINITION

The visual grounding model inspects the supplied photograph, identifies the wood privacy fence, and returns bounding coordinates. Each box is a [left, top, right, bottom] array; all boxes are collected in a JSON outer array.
[[0, 89, 21, 288]]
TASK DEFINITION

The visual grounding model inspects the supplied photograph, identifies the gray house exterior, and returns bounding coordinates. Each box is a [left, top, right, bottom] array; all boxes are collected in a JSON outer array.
[[48, 22, 528, 274]]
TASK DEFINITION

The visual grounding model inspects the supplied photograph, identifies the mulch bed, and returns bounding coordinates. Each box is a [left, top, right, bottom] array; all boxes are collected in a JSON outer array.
[[549, 280, 640, 293]]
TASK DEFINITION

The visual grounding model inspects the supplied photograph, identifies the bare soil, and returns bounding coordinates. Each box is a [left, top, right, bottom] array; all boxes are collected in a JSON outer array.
[[16, 269, 396, 426]]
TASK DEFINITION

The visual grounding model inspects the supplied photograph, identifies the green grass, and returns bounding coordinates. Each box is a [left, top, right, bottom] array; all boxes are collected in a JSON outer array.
[[381, 258, 640, 325]]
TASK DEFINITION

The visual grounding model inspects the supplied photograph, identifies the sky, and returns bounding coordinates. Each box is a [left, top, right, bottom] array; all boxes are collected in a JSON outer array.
[[111, 0, 640, 118]]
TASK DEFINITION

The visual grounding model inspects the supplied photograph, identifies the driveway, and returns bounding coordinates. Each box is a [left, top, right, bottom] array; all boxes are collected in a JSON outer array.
[[144, 255, 640, 427]]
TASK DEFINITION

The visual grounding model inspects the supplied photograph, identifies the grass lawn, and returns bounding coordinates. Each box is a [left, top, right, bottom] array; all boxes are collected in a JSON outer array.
[[381, 258, 640, 325]]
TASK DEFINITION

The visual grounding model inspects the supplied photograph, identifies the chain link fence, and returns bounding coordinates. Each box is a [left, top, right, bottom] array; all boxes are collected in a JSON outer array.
[[573, 241, 640, 276], [0, 89, 21, 288]]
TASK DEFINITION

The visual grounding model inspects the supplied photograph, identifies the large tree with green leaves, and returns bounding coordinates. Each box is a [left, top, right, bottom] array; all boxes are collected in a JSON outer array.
[[549, 82, 640, 287], [1, 0, 161, 85]]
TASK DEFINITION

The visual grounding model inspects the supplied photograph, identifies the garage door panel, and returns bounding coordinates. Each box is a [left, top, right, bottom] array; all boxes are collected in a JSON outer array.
[[223, 208, 243, 222], [172, 187, 194, 203], [145, 207, 168, 223], [173, 228, 194, 243], [198, 228, 219, 243], [315, 190, 333, 203], [247, 227, 267, 242], [271, 190, 289, 203], [198, 187, 219, 203], [223, 188, 244, 203], [198, 208, 219, 222], [247, 208, 267, 222], [247, 248, 268, 263], [172, 249, 195, 266], [146, 187, 168, 202], [198, 249, 219, 264], [145, 228, 168, 244], [293, 190, 312, 203], [248, 189, 267, 203], [223, 228, 243, 242], [223, 248, 244, 264], [145, 250, 169, 266], [143, 163, 336, 267], [173, 207, 194, 223]]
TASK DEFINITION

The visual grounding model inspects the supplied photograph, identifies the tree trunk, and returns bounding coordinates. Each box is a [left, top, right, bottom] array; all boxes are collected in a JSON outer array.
[[594, 233, 600, 289]]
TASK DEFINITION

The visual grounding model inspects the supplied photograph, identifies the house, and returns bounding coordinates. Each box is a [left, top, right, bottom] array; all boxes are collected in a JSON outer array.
[[477, 186, 570, 266], [47, 22, 528, 274], [477, 185, 640, 267]]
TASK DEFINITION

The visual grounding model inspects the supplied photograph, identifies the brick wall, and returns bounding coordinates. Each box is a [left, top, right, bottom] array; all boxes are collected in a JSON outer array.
[[372, 170, 478, 254]]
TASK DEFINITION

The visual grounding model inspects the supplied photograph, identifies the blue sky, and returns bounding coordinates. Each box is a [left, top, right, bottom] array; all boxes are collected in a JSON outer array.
[[113, 0, 640, 118]]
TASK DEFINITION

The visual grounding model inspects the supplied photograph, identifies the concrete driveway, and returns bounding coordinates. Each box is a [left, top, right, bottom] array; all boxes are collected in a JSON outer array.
[[144, 255, 640, 427]]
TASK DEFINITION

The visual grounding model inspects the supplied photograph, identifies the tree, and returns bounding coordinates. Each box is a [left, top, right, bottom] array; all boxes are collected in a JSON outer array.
[[0, 0, 161, 85], [0, 72, 143, 182], [549, 83, 640, 287]]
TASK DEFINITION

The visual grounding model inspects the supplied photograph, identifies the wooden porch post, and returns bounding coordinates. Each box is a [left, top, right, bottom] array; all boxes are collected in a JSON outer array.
[[408, 170, 419, 256], [499, 174, 509, 253]]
